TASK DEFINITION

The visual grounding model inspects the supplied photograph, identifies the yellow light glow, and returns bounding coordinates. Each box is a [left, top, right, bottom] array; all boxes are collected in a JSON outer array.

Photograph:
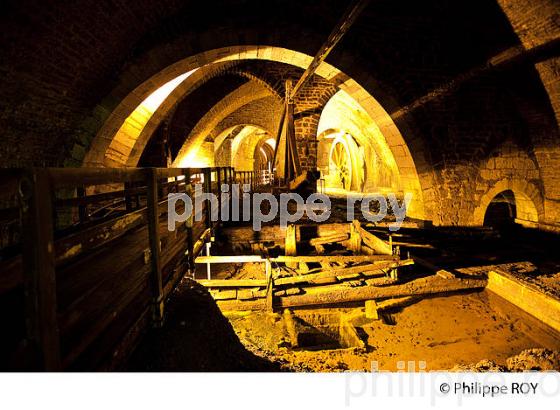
[[317, 90, 396, 165], [106, 69, 197, 165], [178, 145, 214, 168]]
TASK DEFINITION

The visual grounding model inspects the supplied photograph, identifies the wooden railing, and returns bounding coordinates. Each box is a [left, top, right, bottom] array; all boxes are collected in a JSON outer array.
[[0, 166, 236, 371]]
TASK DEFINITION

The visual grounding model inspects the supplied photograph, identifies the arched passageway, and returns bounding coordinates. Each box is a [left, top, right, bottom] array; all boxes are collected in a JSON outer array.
[[483, 190, 517, 228], [83, 46, 427, 220], [474, 179, 542, 229]]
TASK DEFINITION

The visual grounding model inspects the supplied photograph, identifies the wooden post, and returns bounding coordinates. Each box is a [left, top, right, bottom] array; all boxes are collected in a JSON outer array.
[[365, 300, 379, 320], [265, 259, 273, 312], [229, 168, 234, 222], [349, 220, 362, 254], [203, 168, 212, 231], [146, 168, 164, 327], [285, 224, 297, 269], [181, 168, 194, 275], [216, 167, 222, 224], [124, 181, 133, 212], [206, 242, 212, 280], [76, 186, 88, 223], [20, 168, 61, 370], [187, 226, 194, 275]]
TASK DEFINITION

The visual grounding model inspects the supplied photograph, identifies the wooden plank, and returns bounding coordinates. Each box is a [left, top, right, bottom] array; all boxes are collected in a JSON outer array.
[[274, 259, 413, 286], [195, 255, 266, 264], [146, 168, 164, 326], [194, 254, 398, 265], [309, 233, 349, 246], [55, 185, 146, 208], [487, 269, 560, 333], [273, 255, 397, 264], [216, 299, 267, 311], [55, 208, 147, 264], [20, 168, 61, 370], [48, 168, 146, 187], [198, 279, 268, 288], [156, 167, 206, 178], [277, 276, 487, 309], [359, 226, 392, 255]]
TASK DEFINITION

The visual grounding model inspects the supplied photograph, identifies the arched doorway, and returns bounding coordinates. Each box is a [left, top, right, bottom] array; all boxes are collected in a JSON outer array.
[[483, 190, 516, 228], [473, 179, 542, 229], [254, 138, 275, 185]]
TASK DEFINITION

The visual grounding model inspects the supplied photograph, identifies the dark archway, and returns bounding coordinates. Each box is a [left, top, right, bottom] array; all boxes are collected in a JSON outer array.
[[483, 190, 517, 228]]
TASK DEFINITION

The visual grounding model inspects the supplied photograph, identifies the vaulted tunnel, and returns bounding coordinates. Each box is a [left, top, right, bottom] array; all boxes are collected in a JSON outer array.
[[0, 0, 559, 374]]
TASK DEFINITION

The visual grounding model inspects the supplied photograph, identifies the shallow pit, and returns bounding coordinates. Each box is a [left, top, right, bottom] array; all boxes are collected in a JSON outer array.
[[224, 290, 560, 371]]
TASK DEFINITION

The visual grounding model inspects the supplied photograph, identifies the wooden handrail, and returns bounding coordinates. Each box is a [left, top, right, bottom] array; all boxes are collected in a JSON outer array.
[[0, 165, 247, 370]]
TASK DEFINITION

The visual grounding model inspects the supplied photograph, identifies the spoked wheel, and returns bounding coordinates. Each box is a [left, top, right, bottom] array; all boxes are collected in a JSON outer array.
[[329, 136, 352, 190]]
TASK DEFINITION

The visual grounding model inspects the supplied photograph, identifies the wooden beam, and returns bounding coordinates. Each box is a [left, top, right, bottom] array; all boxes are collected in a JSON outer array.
[[275, 255, 397, 263], [277, 276, 487, 309], [359, 226, 393, 255], [290, 0, 372, 100], [146, 168, 164, 326], [198, 279, 268, 288], [284, 82, 301, 179], [274, 259, 413, 286], [309, 233, 349, 246], [194, 254, 398, 264], [195, 255, 265, 264], [214, 276, 486, 311], [348, 220, 362, 253], [20, 169, 61, 370]]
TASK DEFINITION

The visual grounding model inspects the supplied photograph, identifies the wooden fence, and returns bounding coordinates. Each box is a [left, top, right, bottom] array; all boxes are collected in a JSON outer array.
[[0, 166, 246, 371]]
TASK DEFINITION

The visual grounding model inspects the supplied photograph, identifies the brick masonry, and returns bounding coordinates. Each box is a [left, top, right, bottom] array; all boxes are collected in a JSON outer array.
[[0, 0, 559, 229]]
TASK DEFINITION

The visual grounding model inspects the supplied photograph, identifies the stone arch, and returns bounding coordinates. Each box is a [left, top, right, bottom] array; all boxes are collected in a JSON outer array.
[[210, 95, 282, 146], [171, 81, 275, 167], [84, 46, 428, 219], [472, 178, 543, 228], [317, 90, 401, 194], [254, 138, 275, 173]]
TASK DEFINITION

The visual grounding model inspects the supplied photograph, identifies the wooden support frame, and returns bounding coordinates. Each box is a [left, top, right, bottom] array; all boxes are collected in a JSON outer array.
[[216, 167, 222, 224], [146, 168, 164, 326], [195, 254, 399, 264], [290, 0, 372, 99], [20, 168, 61, 370], [0, 165, 246, 370]]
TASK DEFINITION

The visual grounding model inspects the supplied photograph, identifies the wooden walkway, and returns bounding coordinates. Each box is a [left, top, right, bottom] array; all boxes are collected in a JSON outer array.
[[0, 166, 252, 370]]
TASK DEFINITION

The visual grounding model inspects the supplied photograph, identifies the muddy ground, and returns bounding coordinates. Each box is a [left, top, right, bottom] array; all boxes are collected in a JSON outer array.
[[127, 222, 560, 372], [224, 290, 560, 371], [126, 279, 560, 372]]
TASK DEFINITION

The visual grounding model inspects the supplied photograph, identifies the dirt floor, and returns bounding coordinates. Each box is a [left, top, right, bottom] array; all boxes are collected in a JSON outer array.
[[126, 279, 560, 372], [126, 278, 280, 371], [127, 221, 560, 372], [224, 290, 560, 371]]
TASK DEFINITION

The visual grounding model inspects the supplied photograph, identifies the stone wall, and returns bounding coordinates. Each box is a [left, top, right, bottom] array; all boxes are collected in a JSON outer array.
[[0, 0, 559, 229]]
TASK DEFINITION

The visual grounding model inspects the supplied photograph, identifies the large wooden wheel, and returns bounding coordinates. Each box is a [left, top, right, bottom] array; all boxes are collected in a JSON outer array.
[[329, 136, 352, 190]]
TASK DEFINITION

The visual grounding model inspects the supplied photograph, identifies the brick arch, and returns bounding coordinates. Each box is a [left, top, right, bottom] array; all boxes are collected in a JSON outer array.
[[171, 81, 275, 167], [225, 68, 284, 99], [85, 46, 428, 219], [211, 96, 282, 146], [472, 178, 544, 227], [85, 60, 246, 167], [230, 126, 271, 171]]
